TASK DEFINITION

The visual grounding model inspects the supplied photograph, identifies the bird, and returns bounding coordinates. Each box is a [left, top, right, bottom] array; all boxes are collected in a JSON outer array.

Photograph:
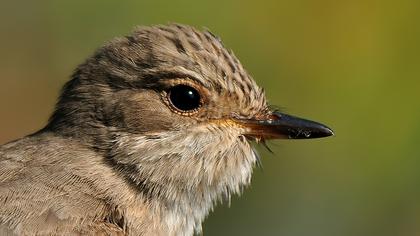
[[0, 24, 333, 235]]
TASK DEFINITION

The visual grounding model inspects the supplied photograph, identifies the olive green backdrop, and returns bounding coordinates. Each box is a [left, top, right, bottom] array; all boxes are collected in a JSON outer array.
[[1, 0, 419, 235]]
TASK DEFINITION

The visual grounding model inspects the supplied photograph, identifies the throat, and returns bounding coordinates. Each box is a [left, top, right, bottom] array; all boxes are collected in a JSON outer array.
[[153, 186, 217, 235], [110, 161, 219, 235], [119, 161, 252, 235], [109, 130, 257, 234], [120, 174, 222, 235]]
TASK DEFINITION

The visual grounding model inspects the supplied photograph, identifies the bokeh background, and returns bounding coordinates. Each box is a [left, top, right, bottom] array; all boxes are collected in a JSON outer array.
[[1, 0, 420, 235]]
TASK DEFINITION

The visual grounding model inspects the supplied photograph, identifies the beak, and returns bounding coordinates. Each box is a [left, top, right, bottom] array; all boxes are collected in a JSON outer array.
[[236, 111, 334, 139]]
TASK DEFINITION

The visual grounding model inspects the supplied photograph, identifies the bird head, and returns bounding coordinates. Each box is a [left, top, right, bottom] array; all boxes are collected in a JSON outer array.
[[47, 24, 333, 211]]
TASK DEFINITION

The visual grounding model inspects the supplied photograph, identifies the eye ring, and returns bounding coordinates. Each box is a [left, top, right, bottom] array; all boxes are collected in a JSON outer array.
[[166, 84, 203, 115]]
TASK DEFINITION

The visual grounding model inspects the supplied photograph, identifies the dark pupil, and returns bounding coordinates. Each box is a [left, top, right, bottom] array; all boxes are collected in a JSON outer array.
[[169, 85, 201, 111]]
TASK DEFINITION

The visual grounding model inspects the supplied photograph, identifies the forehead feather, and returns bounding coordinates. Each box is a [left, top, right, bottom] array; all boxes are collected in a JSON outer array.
[[102, 24, 267, 116]]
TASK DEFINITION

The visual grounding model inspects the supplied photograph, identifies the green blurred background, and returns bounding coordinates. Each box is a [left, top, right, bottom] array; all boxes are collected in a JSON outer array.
[[1, 0, 420, 235]]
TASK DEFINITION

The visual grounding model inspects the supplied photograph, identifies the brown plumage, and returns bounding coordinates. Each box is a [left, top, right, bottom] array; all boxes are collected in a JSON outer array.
[[0, 24, 333, 235]]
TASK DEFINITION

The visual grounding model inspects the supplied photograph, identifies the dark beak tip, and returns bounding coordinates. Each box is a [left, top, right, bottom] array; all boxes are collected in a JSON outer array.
[[239, 111, 334, 140], [270, 111, 334, 139], [289, 125, 334, 139], [317, 126, 335, 138]]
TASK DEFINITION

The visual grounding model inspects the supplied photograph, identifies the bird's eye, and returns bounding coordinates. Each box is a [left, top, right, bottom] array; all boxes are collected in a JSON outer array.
[[168, 85, 202, 113]]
